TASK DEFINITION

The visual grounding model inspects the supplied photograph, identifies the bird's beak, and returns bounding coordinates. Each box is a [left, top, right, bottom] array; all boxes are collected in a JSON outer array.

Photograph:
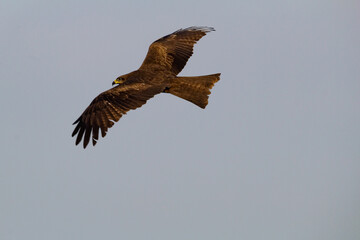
[[112, 78, 124, 86], [112, 79, 119, 86]]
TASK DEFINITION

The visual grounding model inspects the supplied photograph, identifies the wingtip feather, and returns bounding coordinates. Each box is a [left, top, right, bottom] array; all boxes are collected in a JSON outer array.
[[73, 116, 81, 125], [174, 26, 215, 34], [186, 26, 215, 32]]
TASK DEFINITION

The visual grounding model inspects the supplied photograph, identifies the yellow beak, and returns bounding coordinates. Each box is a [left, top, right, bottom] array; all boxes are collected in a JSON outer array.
[[112, 79, 123, 86]]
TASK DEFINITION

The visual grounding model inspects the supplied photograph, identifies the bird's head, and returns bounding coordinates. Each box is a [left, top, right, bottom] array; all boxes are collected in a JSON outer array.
[[112, 75, 126, 86]]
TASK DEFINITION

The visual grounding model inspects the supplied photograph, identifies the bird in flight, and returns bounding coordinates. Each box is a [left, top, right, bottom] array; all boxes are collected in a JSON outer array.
[[72, 26, 220, 148]]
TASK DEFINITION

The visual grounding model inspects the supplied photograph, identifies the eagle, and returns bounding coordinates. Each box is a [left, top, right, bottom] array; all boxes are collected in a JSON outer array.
[[72, 26, 220, 148]]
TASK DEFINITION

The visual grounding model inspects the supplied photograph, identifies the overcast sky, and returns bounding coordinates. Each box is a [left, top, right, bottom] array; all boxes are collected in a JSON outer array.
[[1, 1, 359, 240]]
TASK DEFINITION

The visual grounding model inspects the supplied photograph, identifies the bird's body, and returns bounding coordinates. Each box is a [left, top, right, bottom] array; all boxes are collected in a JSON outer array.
[[72, 26, 220, 148]]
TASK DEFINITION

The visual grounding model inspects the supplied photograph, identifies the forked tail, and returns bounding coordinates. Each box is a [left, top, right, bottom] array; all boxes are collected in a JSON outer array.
[[165, 73, 220, 108]]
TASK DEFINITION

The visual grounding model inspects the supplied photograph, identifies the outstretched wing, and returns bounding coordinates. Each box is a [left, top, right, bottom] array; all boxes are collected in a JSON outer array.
[[72, 83, 164, 148], [139, 26, 215, 75]]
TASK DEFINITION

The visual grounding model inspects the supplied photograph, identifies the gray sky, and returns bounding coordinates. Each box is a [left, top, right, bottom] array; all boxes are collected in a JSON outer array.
[[1, 0, 359, 239]]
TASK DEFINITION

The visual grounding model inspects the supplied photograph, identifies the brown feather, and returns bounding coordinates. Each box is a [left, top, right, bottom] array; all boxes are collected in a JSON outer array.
[[75, 125, 85, 146], [100, 126, 107, 138], [92, 125, 99, 142], [165, 74, 220, 109], [140, 26, 215, 75], [72, 83, 165, 148], [83, 126, 91, 148], [72, 26, 219, 148]]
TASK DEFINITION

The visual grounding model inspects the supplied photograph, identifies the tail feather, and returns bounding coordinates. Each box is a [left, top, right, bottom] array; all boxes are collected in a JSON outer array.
[[165, 73, 220, 108]]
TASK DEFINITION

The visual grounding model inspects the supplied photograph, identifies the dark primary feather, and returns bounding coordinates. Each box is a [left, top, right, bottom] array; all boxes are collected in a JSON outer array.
[[140, 26, 215, 75], [72, 83, 164, 148]]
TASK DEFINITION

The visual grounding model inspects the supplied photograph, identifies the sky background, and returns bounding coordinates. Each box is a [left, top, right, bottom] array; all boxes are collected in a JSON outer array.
[[1, 0, 359, 239]]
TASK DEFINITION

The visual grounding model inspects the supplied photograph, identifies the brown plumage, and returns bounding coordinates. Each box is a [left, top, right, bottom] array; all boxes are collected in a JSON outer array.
[[72, 26, 220, 148]]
